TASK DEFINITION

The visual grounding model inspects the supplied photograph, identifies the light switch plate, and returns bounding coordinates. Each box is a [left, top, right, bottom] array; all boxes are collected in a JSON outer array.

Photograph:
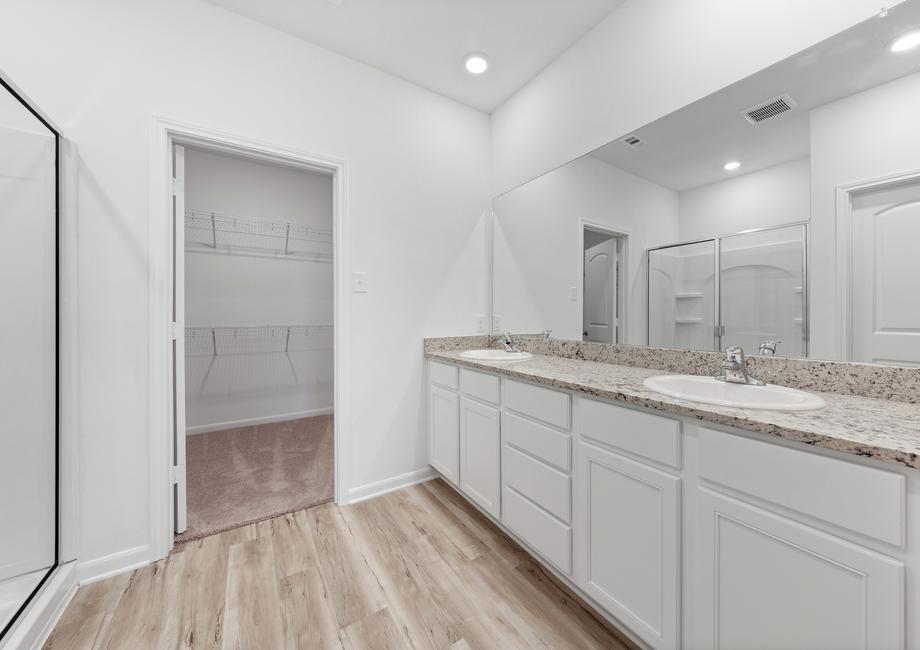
[[570, 286, 578, 301], [492, 315, 502, 331], [352, 272, 368, 293]]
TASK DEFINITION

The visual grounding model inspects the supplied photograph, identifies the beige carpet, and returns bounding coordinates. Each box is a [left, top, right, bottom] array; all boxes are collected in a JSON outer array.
[[175, 414, 333, 543]]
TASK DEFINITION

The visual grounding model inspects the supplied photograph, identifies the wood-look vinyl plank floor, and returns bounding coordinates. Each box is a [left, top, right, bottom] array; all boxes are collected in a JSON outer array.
[[44, 479, 633, 650]]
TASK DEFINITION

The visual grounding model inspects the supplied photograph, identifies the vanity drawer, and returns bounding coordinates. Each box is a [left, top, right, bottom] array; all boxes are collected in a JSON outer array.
[[502, 411, 571, 471], [503, 444, 571, 522], [578, 397, 681, 469], [502, 486, 572, 574], [460, 368, 500, 405], [429, 360, 458, 390], [503, 379, 571, 430], [699, 427, 905, 546]]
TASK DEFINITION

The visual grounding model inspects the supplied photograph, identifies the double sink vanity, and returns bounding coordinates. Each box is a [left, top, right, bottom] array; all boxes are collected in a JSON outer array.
[[440, 6, 920, 647], [424, 336, 920, 650]]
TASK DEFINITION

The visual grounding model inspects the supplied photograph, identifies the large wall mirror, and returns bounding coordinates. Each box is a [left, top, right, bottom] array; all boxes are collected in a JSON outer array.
[[0, 73, 59, 638], [493, 0, 920, 364]]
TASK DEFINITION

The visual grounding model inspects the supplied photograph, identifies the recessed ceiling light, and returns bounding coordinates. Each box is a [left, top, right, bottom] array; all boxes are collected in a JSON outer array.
[[723, 161, 741, 171], [464, 53, 489, 75], [890, 29, 920, 53]]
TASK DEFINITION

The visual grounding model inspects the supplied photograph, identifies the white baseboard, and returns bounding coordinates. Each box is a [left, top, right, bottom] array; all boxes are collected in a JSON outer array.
[[1, 562, 77, 650], [347, 467, 437, 504], [186, 407, 334, 435], [76, 545, 151, 586]]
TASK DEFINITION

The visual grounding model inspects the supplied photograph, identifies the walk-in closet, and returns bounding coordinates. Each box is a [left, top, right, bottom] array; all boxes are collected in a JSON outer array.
[[176, 146, 334, 542]]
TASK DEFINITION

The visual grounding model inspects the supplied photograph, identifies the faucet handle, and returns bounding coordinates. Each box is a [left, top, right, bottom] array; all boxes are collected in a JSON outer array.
[[724, 345, 744, 359]]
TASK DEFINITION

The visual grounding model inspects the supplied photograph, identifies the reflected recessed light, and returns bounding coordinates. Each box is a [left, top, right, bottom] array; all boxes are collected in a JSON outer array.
[[723, 161, 741, 171], [464, 53, 489, 74], [890, 29, 920, 52]]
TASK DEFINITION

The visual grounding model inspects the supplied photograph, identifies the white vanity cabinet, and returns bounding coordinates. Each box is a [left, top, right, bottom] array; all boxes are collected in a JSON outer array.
[[695, 489, 903, 649], [574, 397, 681, 650], [458, 369, 502, 517], [693, 427, 905, 650], [501, 378, 574, 574], [428, 361, 460, 484], [427, 358, 915, 650]]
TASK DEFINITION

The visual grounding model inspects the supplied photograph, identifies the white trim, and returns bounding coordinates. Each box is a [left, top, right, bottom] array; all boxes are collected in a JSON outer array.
[[186, 408, 334, 435], [148, 117, 349, 564], [0, 563, 77, 650], [578, 220, 630, 344], [347, 467, 437, 505], [835, 168, 920, 360], [58, 138, 81, 564], [76, 545, 150, 586]]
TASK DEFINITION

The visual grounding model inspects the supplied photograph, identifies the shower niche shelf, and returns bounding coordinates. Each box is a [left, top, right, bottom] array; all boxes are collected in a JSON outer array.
[[185, 209, 333, 261]]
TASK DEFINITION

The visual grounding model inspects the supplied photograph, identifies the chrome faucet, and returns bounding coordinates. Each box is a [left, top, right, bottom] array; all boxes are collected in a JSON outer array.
[[715, 346, 764, 385], [500, 331, 521, 353], [542, 329, 552, 340], [758, 339, 781, 356]]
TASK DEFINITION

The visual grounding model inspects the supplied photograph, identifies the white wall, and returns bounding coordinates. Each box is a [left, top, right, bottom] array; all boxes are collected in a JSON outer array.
[[810, 71, 920, 359], [491, 0, 900, 196], [0, 0, 490, 572], [678, 158, 810, 241], [493, 154, 678, 342], [184, 148, 334, 431]]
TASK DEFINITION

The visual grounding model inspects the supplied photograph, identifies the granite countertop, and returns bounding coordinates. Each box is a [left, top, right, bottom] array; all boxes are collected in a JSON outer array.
[[426, 350, 920, 470]]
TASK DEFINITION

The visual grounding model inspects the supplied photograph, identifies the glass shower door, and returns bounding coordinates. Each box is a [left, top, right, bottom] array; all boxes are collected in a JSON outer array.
[[648, 240, 718, 351], [719, 225, 806, 357], [0, 76, 58, 639]]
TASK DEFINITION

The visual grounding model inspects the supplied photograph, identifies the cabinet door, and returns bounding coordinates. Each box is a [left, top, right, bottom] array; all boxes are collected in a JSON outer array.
[[429, 385, 459, 485], [574, 441, 680, 650], [696, 488, 903, 650], [459, 397, 501, 517]]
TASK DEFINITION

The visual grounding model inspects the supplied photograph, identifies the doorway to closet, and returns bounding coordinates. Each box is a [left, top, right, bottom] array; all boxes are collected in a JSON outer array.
[[171, 143, 335, 543]]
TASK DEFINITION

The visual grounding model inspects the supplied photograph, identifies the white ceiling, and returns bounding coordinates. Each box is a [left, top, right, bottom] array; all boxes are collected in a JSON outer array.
[[204, 0, 625, 112], [591, 1, 920, 191]]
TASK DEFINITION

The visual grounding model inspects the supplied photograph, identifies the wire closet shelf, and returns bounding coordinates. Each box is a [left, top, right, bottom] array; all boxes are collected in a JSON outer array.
[[186, 325, 333, 356], [185, 209, 333, 261]]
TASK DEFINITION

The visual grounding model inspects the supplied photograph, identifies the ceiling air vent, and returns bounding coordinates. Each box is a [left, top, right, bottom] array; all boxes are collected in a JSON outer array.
[[742, 94, 797, 124], [621, 134, 644, 147]]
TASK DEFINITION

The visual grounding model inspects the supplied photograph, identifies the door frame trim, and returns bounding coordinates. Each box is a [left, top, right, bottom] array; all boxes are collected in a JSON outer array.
[[147, 117, 348, 561], [578, 221, 629, 344], [836, 168, 920, 360]]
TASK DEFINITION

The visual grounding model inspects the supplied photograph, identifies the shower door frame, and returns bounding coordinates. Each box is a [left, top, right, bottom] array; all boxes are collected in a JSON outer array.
[[0, 72, 61, 643], [646, 221, 809, 355]]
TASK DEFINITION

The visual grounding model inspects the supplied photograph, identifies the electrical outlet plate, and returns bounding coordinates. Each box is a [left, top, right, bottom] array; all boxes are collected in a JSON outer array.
[[492, 315, 502, 332], [475, 315, 486, 333]]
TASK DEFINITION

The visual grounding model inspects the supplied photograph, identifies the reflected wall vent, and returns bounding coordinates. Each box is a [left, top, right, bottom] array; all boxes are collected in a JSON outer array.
[[742, 94, 797, 124], [621, 134, 645, 147]]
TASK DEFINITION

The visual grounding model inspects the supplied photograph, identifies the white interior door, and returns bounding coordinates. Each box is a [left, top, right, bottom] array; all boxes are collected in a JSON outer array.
[[851, 179, 920, 366], [583, 237, 617, 343], [172, 144, 188, 533]]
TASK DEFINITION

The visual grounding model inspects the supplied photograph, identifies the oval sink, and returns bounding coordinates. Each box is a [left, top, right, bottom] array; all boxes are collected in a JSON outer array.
[[643, 374, 825, 411], [460, 349, 533, 362]]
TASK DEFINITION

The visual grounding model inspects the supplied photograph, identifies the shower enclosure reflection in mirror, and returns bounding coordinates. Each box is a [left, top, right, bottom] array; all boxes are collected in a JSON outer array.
[[0, 70, 60, 641], [492, 0, 920, 365]]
